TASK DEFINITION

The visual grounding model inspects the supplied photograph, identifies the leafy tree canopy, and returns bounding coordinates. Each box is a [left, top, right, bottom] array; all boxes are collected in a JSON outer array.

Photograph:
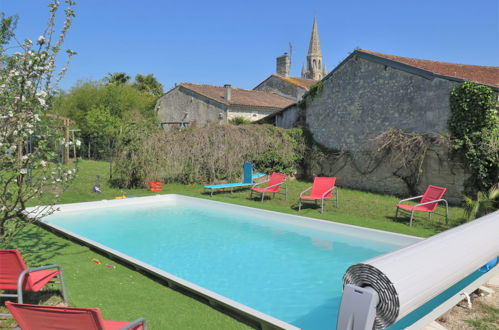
[[133, 73, 163, 97], [53, 76, 160, 159], [103, 72, 130, 85]]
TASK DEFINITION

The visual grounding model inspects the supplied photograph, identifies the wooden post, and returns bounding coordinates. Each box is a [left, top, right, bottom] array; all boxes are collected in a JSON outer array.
[[63, 119, 70, 165], [71, 130, 77, 161]]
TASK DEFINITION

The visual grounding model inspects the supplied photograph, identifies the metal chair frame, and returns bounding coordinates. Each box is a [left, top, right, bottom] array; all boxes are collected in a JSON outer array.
[[5, 301, 147, 329], [250, 179, 287, 202], [395, 195, 449, 227], [298, 186, 338, 213], [0, 264, 68, 317]]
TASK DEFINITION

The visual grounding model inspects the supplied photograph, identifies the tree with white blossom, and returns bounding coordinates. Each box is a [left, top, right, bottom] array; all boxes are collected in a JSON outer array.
[[0, 1, 77, 242]]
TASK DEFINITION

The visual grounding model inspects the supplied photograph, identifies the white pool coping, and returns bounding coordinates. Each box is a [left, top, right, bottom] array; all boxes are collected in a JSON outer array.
[[27, 194, 423, 330]]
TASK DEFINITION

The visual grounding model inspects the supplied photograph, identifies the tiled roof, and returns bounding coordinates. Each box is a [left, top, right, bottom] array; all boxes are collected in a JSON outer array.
[[271, 74, 316, 89], [358, 49, 499, 88], [180, 83, 295, 109]]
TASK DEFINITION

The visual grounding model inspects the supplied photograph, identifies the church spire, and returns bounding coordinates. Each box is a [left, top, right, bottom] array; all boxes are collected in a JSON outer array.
[[301, 17, 325, 81], [307, 17, 322, 58]]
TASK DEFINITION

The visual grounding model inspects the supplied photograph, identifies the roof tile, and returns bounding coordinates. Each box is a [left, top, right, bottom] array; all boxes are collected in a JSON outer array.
[[180, 83, 295, 109], [358, 49, 499, 88], [270, 74, 317, 89]]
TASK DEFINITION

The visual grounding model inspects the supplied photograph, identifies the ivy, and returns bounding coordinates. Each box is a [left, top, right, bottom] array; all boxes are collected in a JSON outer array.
[[449, 82, 498, 194], [307, 80, 323, 99]]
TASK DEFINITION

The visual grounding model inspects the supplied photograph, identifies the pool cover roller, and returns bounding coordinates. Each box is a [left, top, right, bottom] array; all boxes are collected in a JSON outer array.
[[338, 210, 499, 329]]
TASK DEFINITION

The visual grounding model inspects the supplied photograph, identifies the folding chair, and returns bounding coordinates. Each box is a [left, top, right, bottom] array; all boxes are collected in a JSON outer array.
[[395, 185, 448, 226], [5, 301, 147, 330], [299, 177, 338, 213], [250, 172, 287, 202], [0, 249, 67, 317]]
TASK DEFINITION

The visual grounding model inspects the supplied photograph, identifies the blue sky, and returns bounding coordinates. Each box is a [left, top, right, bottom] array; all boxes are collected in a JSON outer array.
[[1, 0, 498, 92]]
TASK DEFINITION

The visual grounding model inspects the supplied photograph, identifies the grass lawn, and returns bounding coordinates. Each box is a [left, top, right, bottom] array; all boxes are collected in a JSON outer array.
[[1, 160, 468, 328]]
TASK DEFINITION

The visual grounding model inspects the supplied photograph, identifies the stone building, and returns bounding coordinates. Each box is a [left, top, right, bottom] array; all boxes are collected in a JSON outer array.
[[156, 17, 326, 126], [267, 48, 499, 202], [254, 18, 325, 101], [254, 71, 315, 101], [156, 83, 294, 128]]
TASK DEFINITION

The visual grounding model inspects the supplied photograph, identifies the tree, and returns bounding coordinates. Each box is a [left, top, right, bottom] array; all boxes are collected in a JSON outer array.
[[54, 80, 158, 159], [103, 72, 130, 85], [0, 1, 77, 242], [133, 73, 163, 97]]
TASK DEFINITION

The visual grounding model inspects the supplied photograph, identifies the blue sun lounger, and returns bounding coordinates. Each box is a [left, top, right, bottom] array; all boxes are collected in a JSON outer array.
[[204, 162, 265, 196]]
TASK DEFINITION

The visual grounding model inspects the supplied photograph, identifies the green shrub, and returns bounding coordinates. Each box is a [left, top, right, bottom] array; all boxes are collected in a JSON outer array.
[[229, 117, 252, 125], [112, 125, 304, 188], [449, 82, 498, 194]]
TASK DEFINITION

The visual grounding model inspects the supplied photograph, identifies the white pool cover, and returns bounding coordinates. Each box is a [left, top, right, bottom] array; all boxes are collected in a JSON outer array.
[[342, 210, 499, 328]]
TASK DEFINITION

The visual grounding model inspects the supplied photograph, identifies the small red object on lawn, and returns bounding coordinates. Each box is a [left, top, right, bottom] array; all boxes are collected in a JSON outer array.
[[147, 181, 163, 192]]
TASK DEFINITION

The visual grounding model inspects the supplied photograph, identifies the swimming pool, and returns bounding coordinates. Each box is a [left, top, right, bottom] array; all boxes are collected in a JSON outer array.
[[38, 195, 422, 329]]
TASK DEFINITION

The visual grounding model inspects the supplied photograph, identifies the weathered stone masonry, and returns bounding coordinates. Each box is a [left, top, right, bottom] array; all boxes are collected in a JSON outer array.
[[274, 49, 499, 203], [156, 85, 227, 128]]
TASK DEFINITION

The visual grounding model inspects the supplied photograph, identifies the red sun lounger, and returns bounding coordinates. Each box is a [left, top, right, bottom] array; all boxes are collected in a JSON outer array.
[[395, 185, 448, 226], [0, 249, 68, 317], [299, 177, 338, 213], [5, 301, 147, 330], [250, 172, 287, 202]]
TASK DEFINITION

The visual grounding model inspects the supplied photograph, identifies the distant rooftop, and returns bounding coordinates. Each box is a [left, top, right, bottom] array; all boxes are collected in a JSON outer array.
[[271, 74, 316, 89], [180, 83, 295, 109], [357, 49, 499, 89]]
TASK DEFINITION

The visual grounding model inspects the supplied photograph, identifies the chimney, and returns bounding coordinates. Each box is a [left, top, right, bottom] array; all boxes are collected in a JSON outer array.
[[276, 53, 290, 78], [224, 84, 232, 102]]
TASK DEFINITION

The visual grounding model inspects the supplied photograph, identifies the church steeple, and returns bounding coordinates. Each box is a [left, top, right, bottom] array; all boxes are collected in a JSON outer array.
[[307, 17, 322, 58], [302, 17, 325, 81]]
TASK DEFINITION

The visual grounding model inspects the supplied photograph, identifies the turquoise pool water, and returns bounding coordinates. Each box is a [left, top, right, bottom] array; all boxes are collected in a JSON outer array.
[[44, 197, 413, 329]]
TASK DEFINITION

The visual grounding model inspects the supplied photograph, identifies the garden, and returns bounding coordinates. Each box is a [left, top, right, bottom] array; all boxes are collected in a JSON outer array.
[[1, 1, 498, 329]]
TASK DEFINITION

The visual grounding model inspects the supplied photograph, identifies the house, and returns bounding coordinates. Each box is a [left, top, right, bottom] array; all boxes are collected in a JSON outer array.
[[268, 48, 499, 201], [156, 83, 295, 128], [155, 18, 327, 126], [254, 72, 315, 101]]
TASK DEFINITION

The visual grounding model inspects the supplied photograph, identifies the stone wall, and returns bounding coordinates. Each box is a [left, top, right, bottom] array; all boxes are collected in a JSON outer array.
[[307, 57, 457, 151], [228, 106, 277, 121], [254, 75, 306, 101], [156, 86, 227, 128], [275, 104, 300, 128], [296, 56, 468, 202], [301, 145, 468, 203]]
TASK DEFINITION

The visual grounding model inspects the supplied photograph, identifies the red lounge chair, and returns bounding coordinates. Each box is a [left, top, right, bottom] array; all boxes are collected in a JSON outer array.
[[299, 177, 338, 213], [0, 249, 67, 317], [250, 172, 287, 202], [395, 185, 449, 226], [5, 301, 147, 330]]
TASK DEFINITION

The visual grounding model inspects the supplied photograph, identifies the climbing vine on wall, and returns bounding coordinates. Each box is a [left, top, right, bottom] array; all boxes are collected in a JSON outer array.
[[298, 81, 323, 110], [373, 129, 449, 195], [449, 82, 498, 193]]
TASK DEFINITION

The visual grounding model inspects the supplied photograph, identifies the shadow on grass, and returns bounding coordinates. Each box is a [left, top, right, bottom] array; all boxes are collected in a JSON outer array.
[[1, 225, 70, 266], [387, 213, 469, 234]]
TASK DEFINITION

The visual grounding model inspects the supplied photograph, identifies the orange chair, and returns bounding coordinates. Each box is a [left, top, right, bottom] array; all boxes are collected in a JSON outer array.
[[299, 177, 338, 213], [0, 249, 67, 317], [250, 172, 287, 202], [5, 301, 147, 330], [395, 185, 448, 226]]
